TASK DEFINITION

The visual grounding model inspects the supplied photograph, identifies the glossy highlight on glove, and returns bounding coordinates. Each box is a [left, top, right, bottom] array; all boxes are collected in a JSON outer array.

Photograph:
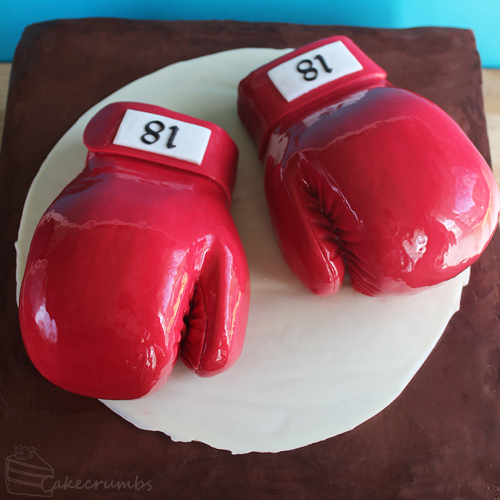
[[19, 102, 250, 399], [238, 36, 500, 296]]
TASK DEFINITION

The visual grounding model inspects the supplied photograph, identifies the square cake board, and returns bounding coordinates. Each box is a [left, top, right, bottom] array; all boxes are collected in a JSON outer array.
[[1, 19, 500, 500]]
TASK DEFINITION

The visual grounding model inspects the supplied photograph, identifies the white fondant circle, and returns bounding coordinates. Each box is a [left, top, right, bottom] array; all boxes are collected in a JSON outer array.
[[16, 48, 469, 455]]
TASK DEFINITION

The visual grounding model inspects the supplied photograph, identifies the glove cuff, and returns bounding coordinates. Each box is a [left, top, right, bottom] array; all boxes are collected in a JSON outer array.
[[238, 36, 388, 160], [84, 102, 238, 205]]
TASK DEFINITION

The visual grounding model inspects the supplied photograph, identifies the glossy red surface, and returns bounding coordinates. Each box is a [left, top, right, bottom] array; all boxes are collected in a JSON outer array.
[[238, 36, 500, 296], [19, 102, 250, 399]]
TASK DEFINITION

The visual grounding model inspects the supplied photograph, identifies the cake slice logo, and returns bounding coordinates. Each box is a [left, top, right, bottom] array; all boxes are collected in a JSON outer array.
[[5, 446, 54, 497]]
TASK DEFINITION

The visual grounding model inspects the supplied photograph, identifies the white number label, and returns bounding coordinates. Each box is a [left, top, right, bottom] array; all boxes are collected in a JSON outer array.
[[113, 109, 212, 165], [267, 41, 363, 102]]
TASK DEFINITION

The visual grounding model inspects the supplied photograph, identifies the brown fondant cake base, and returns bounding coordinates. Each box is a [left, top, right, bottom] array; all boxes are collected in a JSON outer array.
[[1, 19, 500, 499]]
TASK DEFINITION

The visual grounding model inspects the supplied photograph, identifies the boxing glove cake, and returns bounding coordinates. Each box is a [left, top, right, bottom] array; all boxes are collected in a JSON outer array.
[[18, 101, 250, 400], [238, 36, 500, 296]]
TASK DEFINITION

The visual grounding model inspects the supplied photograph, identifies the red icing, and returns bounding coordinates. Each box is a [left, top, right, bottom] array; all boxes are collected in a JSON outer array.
[[238, 36, 500, 296], [19, 102, 250, 399]]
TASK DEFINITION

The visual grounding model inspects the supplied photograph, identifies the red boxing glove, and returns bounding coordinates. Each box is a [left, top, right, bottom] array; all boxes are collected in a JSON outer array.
[[19, 102, 250, 399], [238, 36, 500, 296]]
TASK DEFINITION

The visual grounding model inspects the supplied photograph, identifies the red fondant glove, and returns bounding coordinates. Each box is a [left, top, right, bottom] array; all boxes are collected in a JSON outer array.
[[238, 36, 500, 296], [19, 102, 250, 400]]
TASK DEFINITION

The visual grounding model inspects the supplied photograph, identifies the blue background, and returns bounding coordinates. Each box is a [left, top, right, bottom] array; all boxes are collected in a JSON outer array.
[[2, 0, 500, 67]]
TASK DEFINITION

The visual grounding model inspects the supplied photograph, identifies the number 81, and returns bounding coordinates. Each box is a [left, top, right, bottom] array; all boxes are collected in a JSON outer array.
[[296, 55, 333, 81]]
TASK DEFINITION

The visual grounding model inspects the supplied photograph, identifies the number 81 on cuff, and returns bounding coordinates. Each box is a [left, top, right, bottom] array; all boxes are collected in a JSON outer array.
[[267, 40, 363, 102], [84, 102, 237, 204], [113, 108, 212, 165]]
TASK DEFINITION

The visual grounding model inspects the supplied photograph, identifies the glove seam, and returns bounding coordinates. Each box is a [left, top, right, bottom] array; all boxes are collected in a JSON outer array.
[[181, 281, 208, 374], [301, 180, 337, 284], [194, 280, 208, 374]]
